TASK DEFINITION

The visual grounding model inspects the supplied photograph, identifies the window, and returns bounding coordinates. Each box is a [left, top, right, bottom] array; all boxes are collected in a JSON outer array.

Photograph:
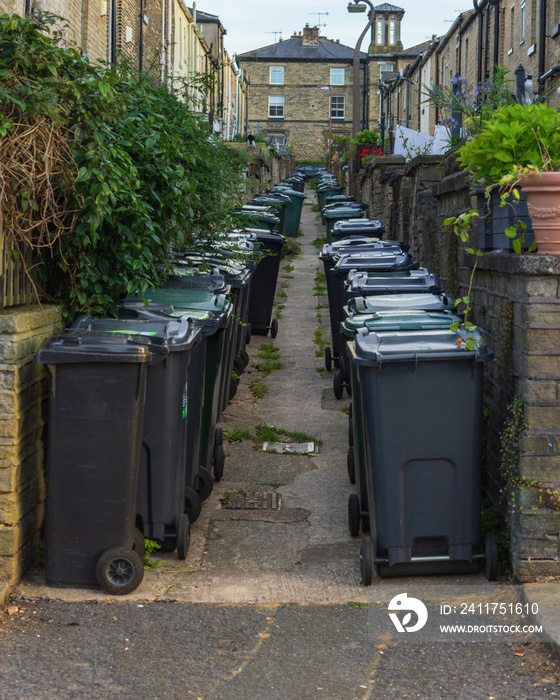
[[269, 66, 284, 84], [520, 1, 526, 43], [268, 95, 284, 118], [330, 67, 345, 85], [377, 18, 384, 45], [331, 95, 345, 120], [389, 19, 396, 45], [510, 7, 515, 48], [379, 63, 395, 75], [268, 134, 286, 147]]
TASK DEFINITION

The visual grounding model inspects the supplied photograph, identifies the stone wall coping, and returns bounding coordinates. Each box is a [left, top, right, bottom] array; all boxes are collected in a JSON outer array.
[[371, 156, 405, 169], [403, 154, 445, 177], [379, 166, 406, 184], [0, 305, 62, 334], [464, 251, 560, 275], [432, 170, 471, 196]]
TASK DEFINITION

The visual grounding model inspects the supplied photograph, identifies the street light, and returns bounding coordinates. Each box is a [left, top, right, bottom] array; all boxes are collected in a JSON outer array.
[[348, 0, 375, 137], [321, 86, 333, 172]]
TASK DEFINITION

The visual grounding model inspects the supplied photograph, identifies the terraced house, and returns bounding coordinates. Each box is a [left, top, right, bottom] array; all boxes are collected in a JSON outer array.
[[0, 0, 248, 135]]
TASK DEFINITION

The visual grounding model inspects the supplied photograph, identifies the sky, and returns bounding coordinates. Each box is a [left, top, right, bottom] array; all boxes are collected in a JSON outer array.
[[197, 1, 473, 58]]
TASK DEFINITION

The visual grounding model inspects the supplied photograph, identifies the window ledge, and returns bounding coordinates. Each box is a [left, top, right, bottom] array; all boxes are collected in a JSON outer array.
[[551, 24, 560, 40]]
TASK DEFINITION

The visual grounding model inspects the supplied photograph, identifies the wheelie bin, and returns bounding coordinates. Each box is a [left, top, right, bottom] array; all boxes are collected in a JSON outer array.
[[231, 208, 280, 232], [324, 207, 365, 243], [271, 186, 307, 236], [324, 194, 356, 207], [322, 201, 369, 226], [325, 249, 418, 385], [249, 194, 290, 236], [72, 315, 203, 557], [349, 323, 496, 583], [332, 218, 385, 241], [245, 229, 286, 337], [342, 307, 463, 541], [36, 330, 168, 594]]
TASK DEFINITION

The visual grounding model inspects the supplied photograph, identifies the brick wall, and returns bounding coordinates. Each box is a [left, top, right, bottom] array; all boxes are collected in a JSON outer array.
[[0, 306, 62, 587]]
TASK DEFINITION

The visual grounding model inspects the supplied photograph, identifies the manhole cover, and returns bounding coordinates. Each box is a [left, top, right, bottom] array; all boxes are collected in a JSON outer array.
[[224, 492, 281, 510]]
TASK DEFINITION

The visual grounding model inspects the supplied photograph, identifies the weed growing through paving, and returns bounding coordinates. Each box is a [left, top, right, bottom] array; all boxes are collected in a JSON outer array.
[[313, 329, 328, 357], [312, 203, 321, 212], [313, 271, 327, 296], [257, 344, 281, 360], [277, 290, 288, 299], [284, 239, 302, 258], [347, 601, 368, 608], [263, 482, 286, 488], [316, 367, 326, 373], [223, 427, 253, 442], [312, 235, 326, 249], [340, 405, 350, 414], [281, 282, 289, 288], [221, 491, 231, 504], [224, 424, 321, 450], [143, 539, 171, 570], [282, 264, 295, 273], [250, 378, 268, 399]]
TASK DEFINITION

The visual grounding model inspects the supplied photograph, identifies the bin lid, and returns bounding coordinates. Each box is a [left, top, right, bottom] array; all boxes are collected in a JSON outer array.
[[120, 295, 232, 334], [256, 192, 292, 203], [352, 325, 493, 365], [347, 292, 454, 315], [174, 256, 253, 286], [320, 238, 405, 261], [323, 202, 368, 211], [233, 227, 286, 245], [347, 268, 441, 295], [231, 210, 279, 224], [323, 208, 365, 220], [35, 331, 167, 365], [343, 308, 462, 336], [324, 195, 356, 203], [333, 251, 417, 274], [71, 314, 201, 352], [272, 188, 306, 200], [333, 218, 384, 232], [159, 266, 230, 295], [251, 197, 290, 208]]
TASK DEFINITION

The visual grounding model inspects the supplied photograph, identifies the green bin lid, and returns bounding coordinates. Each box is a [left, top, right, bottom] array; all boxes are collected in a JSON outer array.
[[35, 332, 166, 365], [347, 268, 441, 295], [333, 251, 417, 273], [323, 208, 364, 220], [343, 308, 462, 337], [120, 294, 232, 334], [272, 187, 307, 200]]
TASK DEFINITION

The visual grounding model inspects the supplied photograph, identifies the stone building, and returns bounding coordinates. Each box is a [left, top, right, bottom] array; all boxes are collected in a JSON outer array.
[[237, 24, 364, 161]]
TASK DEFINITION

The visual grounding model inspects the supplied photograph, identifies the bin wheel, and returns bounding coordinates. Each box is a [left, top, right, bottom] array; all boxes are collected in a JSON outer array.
[[325, 347, 332, 372], [347, 447, 356, 485], [228, 378, 239, 402], [132, 528, 145, 558], [95, 547, 144, 596], [184, 487, 202, 524], [270, 318, 279, 339], [195, 466, 214, 501], [239, 348, 250, 370], [233, 356, 244, 376], [333, 370, 344, 400], [245, 324, 252, 345], [348, 494, 361, 537], [360, 537, 375, 587], [348, 417, 354, 447], [213, 444, 225, 482], [484, 532, 499, 581], [214, 427, 224, 449], [333, 356, 340, 370], [176, 514, 191, 560]]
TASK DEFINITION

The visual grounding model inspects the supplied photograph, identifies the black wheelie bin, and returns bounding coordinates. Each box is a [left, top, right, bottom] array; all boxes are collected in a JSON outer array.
[[349, 324, 496, 584], [36, 330, 168, 594], [72, 315, 203, 557]]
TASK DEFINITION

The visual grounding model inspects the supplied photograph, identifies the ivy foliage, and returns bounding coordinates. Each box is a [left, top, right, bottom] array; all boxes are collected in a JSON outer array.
[[0, 13, 245, 318]]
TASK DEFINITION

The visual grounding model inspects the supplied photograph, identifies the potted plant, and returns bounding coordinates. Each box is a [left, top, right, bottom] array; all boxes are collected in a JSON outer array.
[[457, 102, 560, 254]]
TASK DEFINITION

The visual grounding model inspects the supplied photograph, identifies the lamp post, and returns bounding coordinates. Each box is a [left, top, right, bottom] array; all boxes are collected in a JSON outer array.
[[321, 85, 333, 172], [348, 0, 375, 137]]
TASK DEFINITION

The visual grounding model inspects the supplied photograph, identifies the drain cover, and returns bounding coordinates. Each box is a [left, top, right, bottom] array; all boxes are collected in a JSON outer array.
[[224, 492, 281, 510]]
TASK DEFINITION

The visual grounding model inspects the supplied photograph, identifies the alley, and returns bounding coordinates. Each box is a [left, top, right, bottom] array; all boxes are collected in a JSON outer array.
[[1, 190, 559, 699]]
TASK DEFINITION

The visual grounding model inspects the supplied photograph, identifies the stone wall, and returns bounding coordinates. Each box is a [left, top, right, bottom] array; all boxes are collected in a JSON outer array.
[[349, 153, 560, 582], [0, 305, 62, 589]]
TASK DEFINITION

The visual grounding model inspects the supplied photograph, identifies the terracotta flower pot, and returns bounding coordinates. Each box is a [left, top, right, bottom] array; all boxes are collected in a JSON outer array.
[[517, 171, 560, 255]]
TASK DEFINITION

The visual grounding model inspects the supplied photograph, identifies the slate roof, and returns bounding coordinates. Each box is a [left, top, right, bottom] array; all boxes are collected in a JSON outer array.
[[374, 3, 404, 11], [238, 36, 366, 61]]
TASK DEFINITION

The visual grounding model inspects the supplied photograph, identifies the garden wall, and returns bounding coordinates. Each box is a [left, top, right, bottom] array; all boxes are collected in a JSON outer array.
[[0, 305, 62, 601], [347, 153, 560, 582]]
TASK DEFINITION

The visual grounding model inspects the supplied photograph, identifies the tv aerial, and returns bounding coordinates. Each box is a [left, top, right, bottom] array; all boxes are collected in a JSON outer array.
[[309, 12, 328, 28], [265, 31, 283, 42]]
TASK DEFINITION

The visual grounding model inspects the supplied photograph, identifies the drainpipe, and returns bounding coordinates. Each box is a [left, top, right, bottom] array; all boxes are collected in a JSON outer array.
[[538, 0, 547, 79], [160, 0, 165, 82], [473, 0, 483, 86], [489, 0, 500, 74], [167, 0, 172, 80], [139, 0, 144, 72], [405, 71, 410, 127], [484, 3, 490, 80], [107, 0, 116, 63]]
